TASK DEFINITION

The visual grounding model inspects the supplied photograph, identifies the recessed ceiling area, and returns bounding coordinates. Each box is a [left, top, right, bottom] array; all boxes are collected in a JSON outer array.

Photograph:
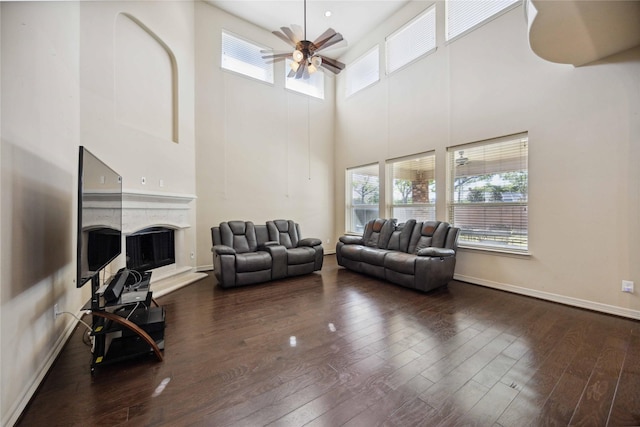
[[527, 0, 640, 66], [206, 0, 410, 57]]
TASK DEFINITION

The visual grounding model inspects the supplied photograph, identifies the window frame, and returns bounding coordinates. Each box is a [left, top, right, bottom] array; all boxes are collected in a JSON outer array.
[[446, 133, 529, 254], [445, 0, 520, 44], [221, 29, 274, 84], [386, 152, 436, 223], [346, 163, 380, 234], [385, 5, 437, 75], [346, 45, 380, 98]]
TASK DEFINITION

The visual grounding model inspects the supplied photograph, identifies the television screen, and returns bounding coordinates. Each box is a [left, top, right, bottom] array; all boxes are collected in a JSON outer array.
[[77, 146, 122, 288]]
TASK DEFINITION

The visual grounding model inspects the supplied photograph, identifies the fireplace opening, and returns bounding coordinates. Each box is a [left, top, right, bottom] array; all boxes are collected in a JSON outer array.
[[126, 227, 175, 272]]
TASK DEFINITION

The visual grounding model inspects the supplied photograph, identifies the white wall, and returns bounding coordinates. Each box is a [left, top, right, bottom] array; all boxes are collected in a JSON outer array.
[[194, 2, 336, 269], [0, 2, 196, 425], [335, 1, 640, 318]]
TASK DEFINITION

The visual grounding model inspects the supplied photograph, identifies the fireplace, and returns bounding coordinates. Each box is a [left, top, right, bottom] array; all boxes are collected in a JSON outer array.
[[126, 227, 175, 272], [119, 191, 206, 297]]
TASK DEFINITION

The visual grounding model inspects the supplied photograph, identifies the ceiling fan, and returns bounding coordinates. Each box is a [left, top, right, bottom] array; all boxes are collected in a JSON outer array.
[[261, 0, 346, 80], [456, 151, 469, 166]]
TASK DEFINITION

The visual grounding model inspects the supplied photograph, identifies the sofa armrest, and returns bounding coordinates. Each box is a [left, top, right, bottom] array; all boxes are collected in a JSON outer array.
[[212, 245, 236, 255], [339, 235, 364, 245], [417, 248, 455, 258], [298, 238, 322, 247], [258, 241, 280, 250], [263, 245, 287, 280]]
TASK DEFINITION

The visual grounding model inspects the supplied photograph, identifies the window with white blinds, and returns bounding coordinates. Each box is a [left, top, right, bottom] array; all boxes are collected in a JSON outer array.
[[447, 133, 528, 252], [221, 30, 274, 83], [446, 0, 519, 42], [285, 59, 325, 99], [386, 6, 436, 74], [346, 163, 380, 234], [346, 46, 379, 97], [387, 153, 436, 222]]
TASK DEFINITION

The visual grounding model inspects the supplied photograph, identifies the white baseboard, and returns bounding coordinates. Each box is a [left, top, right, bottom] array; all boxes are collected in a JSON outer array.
[[4, 310, 83, 427], [454, 273, 640, 320], [196, 264, 213, 272]]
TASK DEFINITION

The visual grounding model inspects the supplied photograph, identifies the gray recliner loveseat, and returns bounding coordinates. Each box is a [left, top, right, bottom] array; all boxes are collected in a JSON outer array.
[[336, 218, 459, 292], [211, 219, 323, 288]]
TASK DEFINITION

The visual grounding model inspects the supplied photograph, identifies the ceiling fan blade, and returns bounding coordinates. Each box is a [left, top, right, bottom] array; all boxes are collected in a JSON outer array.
[[291, 24, 304, 41], [287, 68, 297, 78], [280, 27, 300, 44], [312, 28, 337, 46], [295, 61, 306, 79], [272, 30, 296, 48], [315, 33, 345, 52], [261, 49, 290, 55], [319, 56, 345, 71], [320, 61, 342, 75], [261, 52, 292, 60]]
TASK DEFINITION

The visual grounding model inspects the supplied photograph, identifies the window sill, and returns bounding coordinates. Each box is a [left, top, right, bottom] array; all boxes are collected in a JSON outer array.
[[458, 245, 531, 258]]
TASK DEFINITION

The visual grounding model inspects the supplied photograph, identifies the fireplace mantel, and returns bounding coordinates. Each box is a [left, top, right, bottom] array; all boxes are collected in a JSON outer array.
[[122, 190, 196, 235]]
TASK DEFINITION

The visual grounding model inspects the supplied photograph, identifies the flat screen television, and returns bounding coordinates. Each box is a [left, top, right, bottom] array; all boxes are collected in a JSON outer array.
[[76, 146, 122, 289]]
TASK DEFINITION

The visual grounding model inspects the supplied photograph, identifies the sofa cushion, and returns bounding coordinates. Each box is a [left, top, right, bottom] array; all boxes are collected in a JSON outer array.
[[287, 246, 316, 265], [361, 247, 390, 266], [220, 221, 258, 254], [235, 251, 271, 272], [408, 221, 449, 254], [363, 218, 397, 249], [267, 219, 300, 248], [387, 219, 416, 252], [384, 252, 416, 275], [340, 244, 363, 261]]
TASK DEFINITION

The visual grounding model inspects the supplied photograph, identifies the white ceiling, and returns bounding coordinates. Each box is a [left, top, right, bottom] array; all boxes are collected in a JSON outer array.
[[206, 0, 411, 57]]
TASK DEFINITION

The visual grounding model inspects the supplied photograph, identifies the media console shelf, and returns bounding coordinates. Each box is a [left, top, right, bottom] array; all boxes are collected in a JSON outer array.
[[84, 270, 165, 374]]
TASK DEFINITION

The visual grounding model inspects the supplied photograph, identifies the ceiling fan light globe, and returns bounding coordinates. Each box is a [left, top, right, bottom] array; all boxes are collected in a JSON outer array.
[[308, 64, 317, 74], [311, 56, 322, 68], [292, 50, 304, 62], [290, 61, 300, 72]]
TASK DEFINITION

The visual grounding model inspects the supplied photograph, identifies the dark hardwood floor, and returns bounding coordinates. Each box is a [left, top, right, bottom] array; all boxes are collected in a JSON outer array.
[[18, 256, 640, 426]]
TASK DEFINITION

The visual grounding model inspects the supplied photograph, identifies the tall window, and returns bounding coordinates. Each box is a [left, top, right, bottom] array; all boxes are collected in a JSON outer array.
[[346, 164, 380, 234], [386, 5, 436, 74], [446, 0, 519, 42], [447, 133, 528, 252], [221, 30, 274, 83], [387, 153, 436, 222], [285, 59, 325, 99], [346, 46, 379, 97]]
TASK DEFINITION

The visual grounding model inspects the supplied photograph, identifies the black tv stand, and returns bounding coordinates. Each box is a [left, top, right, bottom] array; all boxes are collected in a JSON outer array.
[[85, 271, 165, 373]]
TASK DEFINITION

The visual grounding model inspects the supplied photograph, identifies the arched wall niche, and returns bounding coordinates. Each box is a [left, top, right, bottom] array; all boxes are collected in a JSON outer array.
[[115, 12, 179, 143]]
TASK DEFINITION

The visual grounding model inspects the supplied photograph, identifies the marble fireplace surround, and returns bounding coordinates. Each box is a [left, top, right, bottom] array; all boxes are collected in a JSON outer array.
[[121, 190, 206, 297]]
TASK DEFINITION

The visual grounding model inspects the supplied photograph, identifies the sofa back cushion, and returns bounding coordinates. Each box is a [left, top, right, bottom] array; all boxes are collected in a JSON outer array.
[[363, 218, 397, 249], [387, 219, 416, 253], [408, 221, 450, 254], [267, 219, 300, 249], [219, 221, 258, 253]]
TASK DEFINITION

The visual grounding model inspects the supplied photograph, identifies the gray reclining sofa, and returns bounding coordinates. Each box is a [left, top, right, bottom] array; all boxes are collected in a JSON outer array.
[[336, 218, 460, 292], [211, 219, 323, 288]]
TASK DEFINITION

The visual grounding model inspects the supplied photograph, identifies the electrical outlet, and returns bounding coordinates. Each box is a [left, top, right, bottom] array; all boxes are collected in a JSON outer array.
[[159, 179, 164, 187], [622, 280, 634, 293], [190, 251, 195, 259], [54, 304, 59, 319], [141, 176, 146, 185]]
